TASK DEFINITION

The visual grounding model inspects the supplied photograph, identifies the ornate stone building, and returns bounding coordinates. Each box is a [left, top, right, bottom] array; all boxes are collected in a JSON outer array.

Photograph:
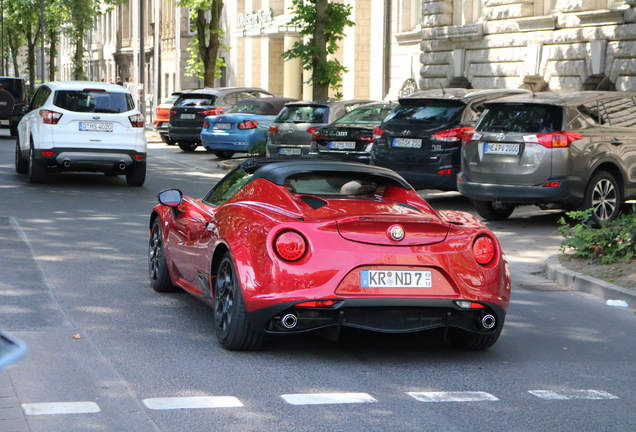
[[419, 0, 636, 91]]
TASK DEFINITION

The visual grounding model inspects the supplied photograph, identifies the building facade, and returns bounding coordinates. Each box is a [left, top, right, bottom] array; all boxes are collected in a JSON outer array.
[[420, 0, 636, 91]]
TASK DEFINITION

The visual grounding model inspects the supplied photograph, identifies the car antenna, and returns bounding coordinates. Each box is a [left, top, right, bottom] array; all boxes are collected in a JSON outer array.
[[439, 83, 446, 97], [529, 82, 536, 97]]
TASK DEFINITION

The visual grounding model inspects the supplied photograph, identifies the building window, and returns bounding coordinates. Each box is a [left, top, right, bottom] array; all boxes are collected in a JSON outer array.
[[453, 0, 484, 25], [399, 0, 422, 32], [410, 0, 422, 30], [544, 0, 558, 14]]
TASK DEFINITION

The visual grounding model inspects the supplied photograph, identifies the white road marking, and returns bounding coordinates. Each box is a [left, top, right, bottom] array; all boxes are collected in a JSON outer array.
[[142, 396, 243, 410], [407, 391, 499, 402], [281, 392, 378, 405], [22, 401, 101, 416], [529, 390, 619, 400]]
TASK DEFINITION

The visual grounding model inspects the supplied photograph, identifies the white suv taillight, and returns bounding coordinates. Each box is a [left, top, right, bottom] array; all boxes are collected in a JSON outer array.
[[39, 110, 62, 124], [129, 114, 145, 128]]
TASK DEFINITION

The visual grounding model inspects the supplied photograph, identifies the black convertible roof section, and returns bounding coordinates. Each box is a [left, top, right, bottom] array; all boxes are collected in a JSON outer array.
[[236, 158, 413, 190]]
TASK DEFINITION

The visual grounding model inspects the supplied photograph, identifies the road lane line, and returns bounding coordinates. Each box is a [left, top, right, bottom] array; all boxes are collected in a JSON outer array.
[[407, 391, 499, 402], [281, 393, 377, 405], [22, 402, 100, 416], [143, 396, 243, 410], [529, 390, 619, 400]]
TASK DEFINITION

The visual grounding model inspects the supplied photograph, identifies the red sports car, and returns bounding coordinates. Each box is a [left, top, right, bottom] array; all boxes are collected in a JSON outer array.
[[148, 159, 511, 351]]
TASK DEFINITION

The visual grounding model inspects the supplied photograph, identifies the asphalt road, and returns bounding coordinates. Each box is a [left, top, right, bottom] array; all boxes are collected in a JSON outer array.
[[1, 135, 635, 432]]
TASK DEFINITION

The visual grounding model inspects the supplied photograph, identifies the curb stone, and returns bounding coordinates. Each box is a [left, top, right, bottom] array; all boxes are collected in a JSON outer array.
[[545, 254, 636, 307]]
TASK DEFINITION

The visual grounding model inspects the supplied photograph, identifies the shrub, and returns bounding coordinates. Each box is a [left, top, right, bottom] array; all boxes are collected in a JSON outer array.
[[558, 208, 636, 264], [247, 139, 266, 157]]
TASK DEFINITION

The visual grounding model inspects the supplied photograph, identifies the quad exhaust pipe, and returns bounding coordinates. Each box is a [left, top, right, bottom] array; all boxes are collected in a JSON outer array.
[[281, 313, 298, 329]]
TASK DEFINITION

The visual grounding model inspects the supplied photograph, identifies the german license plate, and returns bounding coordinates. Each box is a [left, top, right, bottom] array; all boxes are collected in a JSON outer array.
[[360, 270, 432, 288], [484, 143, 520, 155], [329, 141, 356, 150], [181, 113, 196, 119], [216, 123, 231, 130], [393, 138, 422, 148], [79, 122, 113, 132], [0, 120, 9, 126], [278, 148, 302, 156]]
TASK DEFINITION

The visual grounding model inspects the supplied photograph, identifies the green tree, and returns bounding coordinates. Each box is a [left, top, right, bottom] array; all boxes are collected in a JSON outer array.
[[5, 0, 41, 92], [282, 0, 353, 101], [176, 0, 226, 87]]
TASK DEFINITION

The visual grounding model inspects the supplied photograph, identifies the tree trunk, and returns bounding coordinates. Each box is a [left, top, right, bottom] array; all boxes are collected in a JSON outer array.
[[7, 33, 20, 78], [197, 0, 223, 87], [73, 22, 86, 80], [27, 28, 36, 93], [48, 29, 58, 81], [312, 0, 329, 101]]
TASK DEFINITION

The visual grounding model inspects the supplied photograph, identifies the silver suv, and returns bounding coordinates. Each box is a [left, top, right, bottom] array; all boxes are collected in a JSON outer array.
[[457, 91, 636, 223]]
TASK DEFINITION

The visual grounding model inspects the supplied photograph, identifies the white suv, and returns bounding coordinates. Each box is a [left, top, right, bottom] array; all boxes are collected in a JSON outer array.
[[15, 81, 147, 186]]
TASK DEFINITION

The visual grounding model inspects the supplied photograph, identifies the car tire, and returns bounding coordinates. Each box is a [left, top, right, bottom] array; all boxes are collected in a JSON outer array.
[[0, 90, 15, 118], [446, 327, 502, 350], [471, 199, 515, 221], [213, 150, 234, 159], [15, 140, 28, 174], [213, 252, 263, 351], [10, 125, 18, 137], [126, 162, 146, 187], [178, 141, 198, 152], [581, 171, 621, 223], [160, 135, 176, 145], [148, 218, 178, 293], [28, 145, 46, 184]]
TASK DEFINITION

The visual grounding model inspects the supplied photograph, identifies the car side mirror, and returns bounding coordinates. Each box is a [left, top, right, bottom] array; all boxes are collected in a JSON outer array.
[[14, 103, 28, 114], [158, 189, 183, 207]]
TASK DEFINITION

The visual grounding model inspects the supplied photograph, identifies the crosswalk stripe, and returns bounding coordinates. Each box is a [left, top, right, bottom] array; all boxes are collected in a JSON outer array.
[[528, 390, 619, 400], [281, 392, 377, 405], [407, 391, 499, 402], [22, 401, 101, 416], [143, 396, 244, 410]]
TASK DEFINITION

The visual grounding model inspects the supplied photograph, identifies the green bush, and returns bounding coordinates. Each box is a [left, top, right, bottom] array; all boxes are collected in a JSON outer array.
[[558, 208, 636, 264], [247, 139, 266, 157]]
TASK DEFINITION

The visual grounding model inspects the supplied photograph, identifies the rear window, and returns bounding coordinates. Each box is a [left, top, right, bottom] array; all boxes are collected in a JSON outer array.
[[477, 104, 563, 133], [275, 106, 328, 123], [384, 100, 464, 125], [53, 90, 134, 113], [174, 94, 216, 107], [0, 78, 25, 101], [334, 105, 396, 125], [283, 172, 403, 197]]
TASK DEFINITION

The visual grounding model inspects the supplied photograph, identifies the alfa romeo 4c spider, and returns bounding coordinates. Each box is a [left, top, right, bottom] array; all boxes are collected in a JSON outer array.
[[148, 159, 510, 351]]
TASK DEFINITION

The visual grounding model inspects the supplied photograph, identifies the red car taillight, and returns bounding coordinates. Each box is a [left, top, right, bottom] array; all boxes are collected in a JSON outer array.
[[39, 109, 62, 124], [238, 120, 258, 130], [359, 132, 373, 143], [372, 126, 384, 139], [433, 127, 473, 142], [523, 131, 583, 148], [269, 125, 279, 133], [311, 130, 325, 141], [128, 114, 145, 128], [198, 108, 224, 116], [473, 236, 496, 265], [274, 231, 306, 261], [307, 126, 320, 134], [295, 300, 338, 308], [202, 120, 210, 128], [169, 109, 177, 117]]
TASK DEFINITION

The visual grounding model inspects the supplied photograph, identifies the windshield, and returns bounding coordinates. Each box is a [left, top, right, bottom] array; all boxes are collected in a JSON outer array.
[[384, 101, 464, 125], [334, 105, 396, 125], [204, 169, 253, 206], [276, 106, 328, 123], [53, 90, 134, 113], [477, 104, 563, 133]]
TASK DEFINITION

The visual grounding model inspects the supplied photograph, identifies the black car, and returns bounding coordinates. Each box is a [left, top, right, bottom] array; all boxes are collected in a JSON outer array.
[[168, 87, 274, 152], [0, 77, 28, 137], [308, 101, 397, 163], [370, 88, 531, 190], [458, 91, 636, 223]]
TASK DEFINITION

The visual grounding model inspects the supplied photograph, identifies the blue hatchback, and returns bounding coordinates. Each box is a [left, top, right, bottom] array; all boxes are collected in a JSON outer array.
[[201, 97, 297, 159]]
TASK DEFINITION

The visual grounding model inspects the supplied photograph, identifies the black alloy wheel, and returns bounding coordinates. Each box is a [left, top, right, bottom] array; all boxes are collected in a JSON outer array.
[[148, 219, 177, 292], [583, 171, 621, 223], [214, 252, 263, 351]]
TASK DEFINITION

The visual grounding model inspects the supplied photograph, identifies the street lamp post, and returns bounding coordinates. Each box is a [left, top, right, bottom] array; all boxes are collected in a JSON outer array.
[[139, 0, 145, 118]]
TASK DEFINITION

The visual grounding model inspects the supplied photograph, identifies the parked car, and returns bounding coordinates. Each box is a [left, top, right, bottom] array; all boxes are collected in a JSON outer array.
[[0, 76, 28, 137], [154, 91, 183, 145], [15, 81, 147, 186], [370, 88, 531, 191], [458, 91, 636, 223], [168, 87, 274, 152], [149, 158, 510, 351], [266, 100, 372, 157], [308, 101, 397, 163], [200, 97, 298, 159]]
